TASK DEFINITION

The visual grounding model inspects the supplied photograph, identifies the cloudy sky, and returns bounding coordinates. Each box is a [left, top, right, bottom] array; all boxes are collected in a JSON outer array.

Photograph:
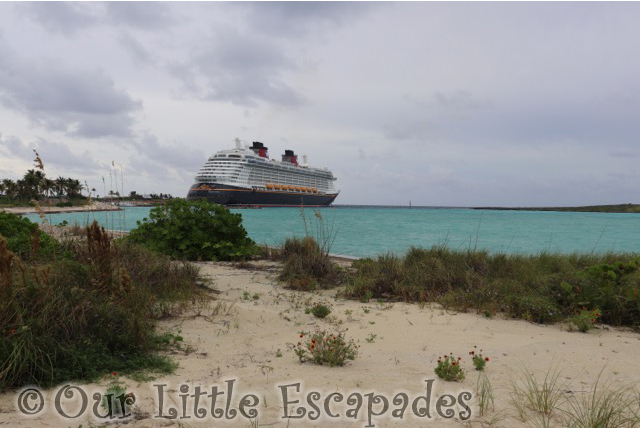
[[0, 2, 639, 206]]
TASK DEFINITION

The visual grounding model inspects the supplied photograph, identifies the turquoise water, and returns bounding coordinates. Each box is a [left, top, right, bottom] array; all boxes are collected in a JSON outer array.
[[23, 206, 640, 258]]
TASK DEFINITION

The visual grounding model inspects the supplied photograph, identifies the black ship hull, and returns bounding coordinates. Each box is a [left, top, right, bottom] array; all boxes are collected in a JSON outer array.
[[187, 184, 338, 207]]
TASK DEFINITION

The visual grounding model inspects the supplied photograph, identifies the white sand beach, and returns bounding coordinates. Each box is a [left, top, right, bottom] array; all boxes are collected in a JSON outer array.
[[1, 260, 639, 427], [1, 202, 121, 215]]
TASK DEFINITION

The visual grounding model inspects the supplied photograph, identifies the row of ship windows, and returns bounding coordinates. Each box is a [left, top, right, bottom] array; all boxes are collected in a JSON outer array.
[[200, 166, 331, 181]]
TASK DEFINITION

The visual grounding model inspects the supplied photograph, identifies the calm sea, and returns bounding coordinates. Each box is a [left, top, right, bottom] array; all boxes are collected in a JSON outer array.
[[24, 206, 640, 258]]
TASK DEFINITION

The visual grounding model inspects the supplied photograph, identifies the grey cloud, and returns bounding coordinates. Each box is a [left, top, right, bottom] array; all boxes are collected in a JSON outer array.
[[434, 91, 493, 111], [0, 40, 141, 138], [118, 33, 156, 67], [238, 2, 374, 37], [104, 2, 175, 30], [18, 2, 175, 36], [17, 2, 98, 36], [131, 132, 204, 172], [382, 121, 439, 141], [1, 135, 104, 174], [0, 134, 33, 159], [172, 28, 303, 107]]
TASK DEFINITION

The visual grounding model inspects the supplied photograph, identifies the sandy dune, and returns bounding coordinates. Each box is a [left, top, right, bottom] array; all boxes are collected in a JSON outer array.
[[2, 260, 640, 427]]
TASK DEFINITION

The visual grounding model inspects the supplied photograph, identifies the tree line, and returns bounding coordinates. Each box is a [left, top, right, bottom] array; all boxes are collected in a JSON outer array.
[[0, 170, 85, 201]]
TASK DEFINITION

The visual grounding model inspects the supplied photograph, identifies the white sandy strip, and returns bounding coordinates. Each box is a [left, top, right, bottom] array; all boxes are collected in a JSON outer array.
[[1, 202, 120, 215], [1, 261, 639, 427]]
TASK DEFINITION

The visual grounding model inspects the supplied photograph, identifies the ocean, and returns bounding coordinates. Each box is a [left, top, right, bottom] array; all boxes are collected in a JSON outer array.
[[23, 206, 640, 258]]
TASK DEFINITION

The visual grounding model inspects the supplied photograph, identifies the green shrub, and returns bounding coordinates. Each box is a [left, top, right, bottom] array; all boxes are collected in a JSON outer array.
[[310, 304, 331, 318], [128, 199, 257, 261], [0, 211, 58, 260], [561, 260, 640, 326]]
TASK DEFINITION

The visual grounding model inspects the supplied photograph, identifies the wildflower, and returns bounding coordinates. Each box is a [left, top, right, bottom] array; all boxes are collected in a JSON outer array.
[[485, 357, 489, 361], [299, 334, 304, 338], [112, 372, 118, 376]]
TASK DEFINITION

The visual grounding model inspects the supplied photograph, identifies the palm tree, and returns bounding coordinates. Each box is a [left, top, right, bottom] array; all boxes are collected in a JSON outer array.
[[54, 176, 66, 197], [21, 170, 42, 200], [42, 178, 55, 199], [66, 178, 83, 198]]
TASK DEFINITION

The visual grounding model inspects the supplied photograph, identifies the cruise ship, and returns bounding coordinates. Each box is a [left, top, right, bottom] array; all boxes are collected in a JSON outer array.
[[186, 139, 339, 207]]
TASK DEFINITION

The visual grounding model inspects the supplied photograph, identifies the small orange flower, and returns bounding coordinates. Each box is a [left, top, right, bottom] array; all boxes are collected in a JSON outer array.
[[112, 371, 117, 376]]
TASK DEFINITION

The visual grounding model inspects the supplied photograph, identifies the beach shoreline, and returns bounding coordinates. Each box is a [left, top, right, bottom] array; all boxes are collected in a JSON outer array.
[[0, 202, 121, 215]]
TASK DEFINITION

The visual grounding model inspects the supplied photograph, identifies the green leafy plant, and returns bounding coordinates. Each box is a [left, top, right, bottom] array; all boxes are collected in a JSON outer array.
[[310, 303, 331, 318], [568, 307, 601, 332], [434, 353, 466, 382], [0, 211, 58, 260], [469, 346, 489, 371], [128, 199, 257, 261], [292, 330, 359, 367], [101, 375, 135, 418]]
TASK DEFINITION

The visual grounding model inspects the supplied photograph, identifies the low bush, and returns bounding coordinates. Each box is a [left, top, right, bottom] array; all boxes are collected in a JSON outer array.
[[128, 199, 257, 261], [310, 303, 331, 319]]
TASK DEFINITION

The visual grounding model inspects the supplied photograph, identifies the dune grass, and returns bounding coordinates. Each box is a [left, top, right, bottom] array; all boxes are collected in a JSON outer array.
[[342, 245, 640, 327], [0, 219, 203, 389]]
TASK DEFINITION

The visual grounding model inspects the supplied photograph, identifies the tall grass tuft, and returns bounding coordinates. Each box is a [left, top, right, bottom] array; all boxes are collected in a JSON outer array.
[[561, 371, 639, 428], [510, 366, 567, 426], [278, 236, 340, 290], [278, 209, 341, 290]]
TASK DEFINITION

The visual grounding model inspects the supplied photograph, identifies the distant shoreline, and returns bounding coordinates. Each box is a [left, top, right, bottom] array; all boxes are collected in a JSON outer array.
[[471, 203, 640, 214], [333, 203, 640, 213]]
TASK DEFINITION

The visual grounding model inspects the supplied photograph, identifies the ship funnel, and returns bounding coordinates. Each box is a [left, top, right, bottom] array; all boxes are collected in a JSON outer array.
[[282, 149, 298, 165], [250, 141, 269, 158], [234, 138, 243, 150]]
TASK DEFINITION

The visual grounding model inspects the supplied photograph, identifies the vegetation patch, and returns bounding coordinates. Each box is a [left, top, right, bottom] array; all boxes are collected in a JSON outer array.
[[434, 353, 466, 382], [278, 236, 341, 290], [128, 199, 257, 261], [0, 215, 203, 389], [291, 330, 358, 367], [343, 246, 640, 327]]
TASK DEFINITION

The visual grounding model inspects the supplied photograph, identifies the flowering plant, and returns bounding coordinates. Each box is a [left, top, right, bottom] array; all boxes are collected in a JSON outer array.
[[569, 307, 601, 332], [434, 353, 465, 381], [469, 346, 489, 371], [291, 330, 358, 367]]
